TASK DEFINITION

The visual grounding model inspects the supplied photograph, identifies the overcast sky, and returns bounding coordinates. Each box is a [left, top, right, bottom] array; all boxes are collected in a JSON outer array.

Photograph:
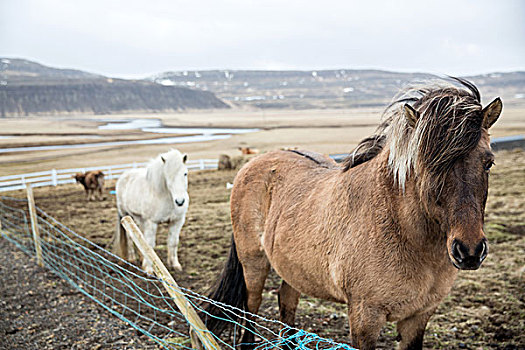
[[1, 0, 524, 79]]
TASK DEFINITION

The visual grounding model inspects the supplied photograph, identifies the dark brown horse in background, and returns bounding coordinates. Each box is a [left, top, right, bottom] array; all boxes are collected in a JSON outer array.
[[73, 170, 105, 201], [204, 79, 502, 350]]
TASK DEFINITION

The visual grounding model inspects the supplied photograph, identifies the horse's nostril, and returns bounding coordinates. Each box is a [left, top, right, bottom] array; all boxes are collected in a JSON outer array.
[[451, 239, 464, 262], [175, 199, 185, 207], [474, 239, 488, 260]]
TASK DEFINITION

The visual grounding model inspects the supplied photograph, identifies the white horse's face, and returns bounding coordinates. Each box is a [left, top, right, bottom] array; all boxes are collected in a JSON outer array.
[[162, 151, 189, 209]]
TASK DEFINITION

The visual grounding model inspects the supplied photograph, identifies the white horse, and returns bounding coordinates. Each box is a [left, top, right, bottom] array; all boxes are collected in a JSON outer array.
[[112, 149, 189, 273]]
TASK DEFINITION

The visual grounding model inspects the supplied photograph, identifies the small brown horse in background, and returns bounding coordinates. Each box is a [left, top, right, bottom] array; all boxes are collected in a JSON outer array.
[[205, 79, 502, 350], [218, 154, 233, 170], [73, 170, 105, 201], [238, 147, 259, 155]]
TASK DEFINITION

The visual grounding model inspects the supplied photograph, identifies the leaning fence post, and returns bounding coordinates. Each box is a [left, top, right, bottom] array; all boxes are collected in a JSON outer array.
[[120, 216, 221, 350], [26, 184, 43, 267]]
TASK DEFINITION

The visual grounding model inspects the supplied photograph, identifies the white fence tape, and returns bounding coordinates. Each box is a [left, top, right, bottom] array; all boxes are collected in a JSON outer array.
[[4, 134, 523, 193], [0, 159, 218, 192]]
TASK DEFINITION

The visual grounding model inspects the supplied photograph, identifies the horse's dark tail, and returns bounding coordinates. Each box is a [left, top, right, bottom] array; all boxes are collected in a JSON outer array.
[[202, 236, 247, 336]]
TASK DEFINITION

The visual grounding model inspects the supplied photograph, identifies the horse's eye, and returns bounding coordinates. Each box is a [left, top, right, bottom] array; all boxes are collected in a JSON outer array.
[[184, 173, 188, 177], [484, 160, 494, 172]]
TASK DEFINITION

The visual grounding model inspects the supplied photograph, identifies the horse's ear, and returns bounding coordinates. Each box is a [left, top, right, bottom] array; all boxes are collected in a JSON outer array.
[[404, 104, 419, 128], [182, 154, 187, 163], [482, 97, 502, 129], [160, 156, 166, 163]]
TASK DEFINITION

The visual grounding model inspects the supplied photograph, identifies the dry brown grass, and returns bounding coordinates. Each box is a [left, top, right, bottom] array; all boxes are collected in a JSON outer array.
[[1, 108, 523, 176]]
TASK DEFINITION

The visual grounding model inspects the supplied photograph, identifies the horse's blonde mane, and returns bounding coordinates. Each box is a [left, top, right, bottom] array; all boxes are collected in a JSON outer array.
[[344, 78, 484, 193]]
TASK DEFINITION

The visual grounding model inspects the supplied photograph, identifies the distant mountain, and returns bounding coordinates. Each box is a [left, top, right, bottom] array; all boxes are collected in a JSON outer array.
[[150, 69, 525, 109], [0, 58, 229, 117], [1, 58, 522, 116], [1, 58, 101, 83], [463, 71, 525, 105]]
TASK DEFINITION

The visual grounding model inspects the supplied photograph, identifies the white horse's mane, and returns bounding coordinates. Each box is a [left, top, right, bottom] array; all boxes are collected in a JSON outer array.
[[146, 156, 167, 193], [145, 149, 185, 193]]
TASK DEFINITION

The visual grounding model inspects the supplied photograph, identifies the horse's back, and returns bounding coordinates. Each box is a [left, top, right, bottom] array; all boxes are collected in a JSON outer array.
[[231, 149, 340, 245], [85, 170, 104, 189], [237, 149, 337, 174], [117, 168, 146, 188], [116, 168, 147, 211], [284, 149, 339, 169]]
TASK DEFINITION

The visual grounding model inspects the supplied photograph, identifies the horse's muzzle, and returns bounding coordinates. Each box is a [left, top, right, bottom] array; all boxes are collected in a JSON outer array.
[[450, 238, 488, 270], [175, 198, 185, 207]]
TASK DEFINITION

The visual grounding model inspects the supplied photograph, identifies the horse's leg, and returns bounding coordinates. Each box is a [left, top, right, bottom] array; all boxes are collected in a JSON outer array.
[[167, 217, 184, 271], [239, 252, 271, 350], [99, 178, 105, 200], [278, 281, 301, 325], [278, 280, 301, 347], [348, 303, 386, 350], [141, 220, 158, 275], [396, 309, 435, 350], [231, 173, 272, 349]]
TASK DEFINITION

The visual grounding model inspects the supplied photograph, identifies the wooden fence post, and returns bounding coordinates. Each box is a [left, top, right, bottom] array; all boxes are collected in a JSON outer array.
[[26, 184, 43, 267], [120, 216, 221, 350]]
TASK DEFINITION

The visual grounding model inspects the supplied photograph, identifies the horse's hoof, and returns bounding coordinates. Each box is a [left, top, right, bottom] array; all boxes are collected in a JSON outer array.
[[170, 262, 183, 272], [168, 257, 183, 272]]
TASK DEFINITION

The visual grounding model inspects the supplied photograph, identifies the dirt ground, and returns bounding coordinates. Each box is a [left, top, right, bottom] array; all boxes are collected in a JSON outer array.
[[0, 238, 158, 350], [1, 148, 523, 349]]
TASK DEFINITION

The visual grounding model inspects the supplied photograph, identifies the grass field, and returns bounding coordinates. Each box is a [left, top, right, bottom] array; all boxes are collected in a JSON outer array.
[[6, 148, 523, 349]]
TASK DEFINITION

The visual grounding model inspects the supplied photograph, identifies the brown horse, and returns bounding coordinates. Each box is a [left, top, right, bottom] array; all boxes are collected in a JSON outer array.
[[204, 79, 502, 350], [218, 154, 233, 170], [238, 147, 260, 155], [73, 170, 105, 201]]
